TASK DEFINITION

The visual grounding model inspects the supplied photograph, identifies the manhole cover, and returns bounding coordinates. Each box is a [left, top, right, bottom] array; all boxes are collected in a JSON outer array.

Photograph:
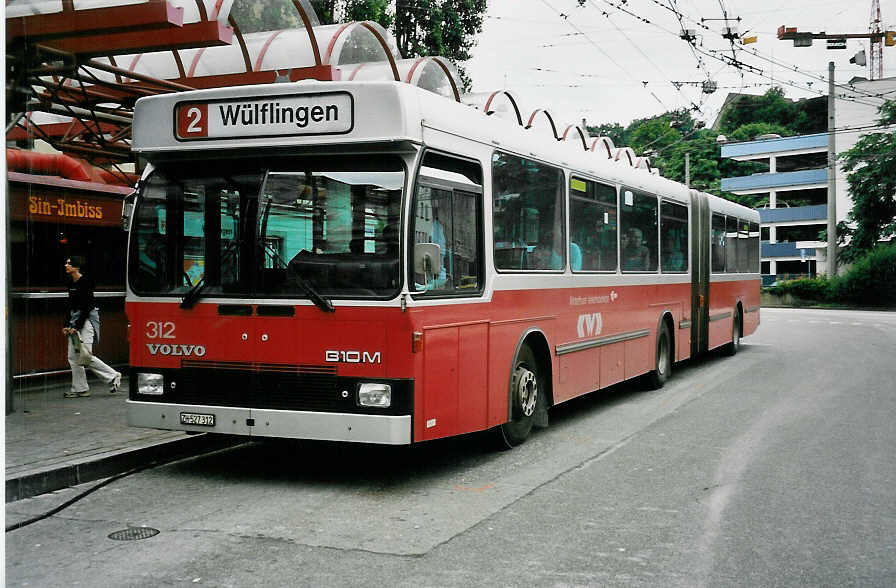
[[108, 527, 160, 541]]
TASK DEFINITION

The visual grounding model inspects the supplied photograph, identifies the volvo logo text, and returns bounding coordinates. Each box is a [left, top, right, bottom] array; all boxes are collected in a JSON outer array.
[[146, 343, 207, 357]]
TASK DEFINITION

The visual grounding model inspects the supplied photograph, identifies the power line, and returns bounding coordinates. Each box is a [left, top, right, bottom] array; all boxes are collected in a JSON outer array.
[[608, 0, 888, 109], [537, 0, 673, 112], [645, 0, 888, 106], [585, 0, 703, 113]]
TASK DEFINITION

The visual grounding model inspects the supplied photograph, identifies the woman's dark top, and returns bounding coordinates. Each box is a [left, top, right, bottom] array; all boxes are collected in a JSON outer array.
[[65, 276, 95, 330]]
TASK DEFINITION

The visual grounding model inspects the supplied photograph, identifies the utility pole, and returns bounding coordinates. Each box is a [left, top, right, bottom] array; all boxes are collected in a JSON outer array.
[[685, 152, 690, 188], [827, 62, 837, 278]]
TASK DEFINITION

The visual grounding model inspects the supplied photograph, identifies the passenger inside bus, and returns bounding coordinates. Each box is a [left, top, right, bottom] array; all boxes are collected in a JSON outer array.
[[569, 241, 583, 271], [530, 227, 563, 270], [662, 231, 686, 271], [430, 208, 449, 287], [621, 227, 650, 270]]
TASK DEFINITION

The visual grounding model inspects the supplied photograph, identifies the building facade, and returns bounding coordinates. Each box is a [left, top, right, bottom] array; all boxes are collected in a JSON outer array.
[[7, 165, 132, 379], [720, 77, 896, 284], [721, 133, 828, 283]]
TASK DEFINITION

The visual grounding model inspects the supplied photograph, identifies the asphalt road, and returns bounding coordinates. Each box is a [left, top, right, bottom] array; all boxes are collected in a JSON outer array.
[[6, 308, 896, 587]]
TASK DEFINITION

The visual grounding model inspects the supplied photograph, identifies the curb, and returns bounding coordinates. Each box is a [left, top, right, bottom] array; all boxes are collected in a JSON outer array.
[[6, 433, 242, 503]]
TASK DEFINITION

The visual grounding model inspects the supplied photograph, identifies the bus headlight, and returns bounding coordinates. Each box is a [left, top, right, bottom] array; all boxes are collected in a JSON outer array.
[[358, 383, 391, 407], [137, 373, 164, 395]]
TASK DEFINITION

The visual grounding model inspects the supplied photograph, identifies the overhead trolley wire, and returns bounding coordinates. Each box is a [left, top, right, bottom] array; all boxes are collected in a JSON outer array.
[[650, 0, 891, 106], [594, 0, 888, 109], [537, 0, 673, 112], [585, 0, 704, 113]]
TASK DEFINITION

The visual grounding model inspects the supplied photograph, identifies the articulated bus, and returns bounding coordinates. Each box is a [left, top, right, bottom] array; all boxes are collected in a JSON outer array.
[[126, 81, 759, 447]]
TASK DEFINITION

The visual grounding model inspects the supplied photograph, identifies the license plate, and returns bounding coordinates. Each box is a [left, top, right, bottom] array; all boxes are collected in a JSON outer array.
[[180, 412, 215, 426]]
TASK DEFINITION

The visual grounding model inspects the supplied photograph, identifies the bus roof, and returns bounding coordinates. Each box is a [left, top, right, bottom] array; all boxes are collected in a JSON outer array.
[[132, 80, 757, 222]]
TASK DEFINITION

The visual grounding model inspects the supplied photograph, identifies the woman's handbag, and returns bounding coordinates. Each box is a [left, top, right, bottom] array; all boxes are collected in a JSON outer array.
[[69, 332, 93, 366]]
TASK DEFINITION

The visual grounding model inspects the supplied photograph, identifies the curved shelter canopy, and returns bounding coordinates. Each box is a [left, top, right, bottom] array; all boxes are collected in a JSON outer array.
[[106, 20, 402, 88], [6, 0, 462, 166]]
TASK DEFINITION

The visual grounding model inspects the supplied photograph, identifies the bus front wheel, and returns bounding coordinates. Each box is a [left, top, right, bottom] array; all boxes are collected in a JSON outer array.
[[498, 344, 540, 448]]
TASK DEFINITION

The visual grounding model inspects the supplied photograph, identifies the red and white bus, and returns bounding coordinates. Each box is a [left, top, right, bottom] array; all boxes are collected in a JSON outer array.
[[125, 81, 759, 447]]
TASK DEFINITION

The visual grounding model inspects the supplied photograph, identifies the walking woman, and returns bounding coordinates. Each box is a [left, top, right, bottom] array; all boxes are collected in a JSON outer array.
[[62, 256, 121, 398]]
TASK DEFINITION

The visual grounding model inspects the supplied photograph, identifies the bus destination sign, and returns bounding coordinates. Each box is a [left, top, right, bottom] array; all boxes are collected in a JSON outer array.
[[175, 92, 353, 140]]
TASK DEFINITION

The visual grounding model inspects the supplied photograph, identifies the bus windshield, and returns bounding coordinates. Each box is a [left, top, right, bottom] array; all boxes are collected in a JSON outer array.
[[129, 155, 404, 301]]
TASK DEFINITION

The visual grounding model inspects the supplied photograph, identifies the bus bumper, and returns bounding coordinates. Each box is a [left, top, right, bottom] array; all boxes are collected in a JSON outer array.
[[127, 400, 412, 445]]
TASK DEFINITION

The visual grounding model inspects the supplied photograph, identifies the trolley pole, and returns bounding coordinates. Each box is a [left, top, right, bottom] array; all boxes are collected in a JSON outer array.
[[827, 61, 837, 277]]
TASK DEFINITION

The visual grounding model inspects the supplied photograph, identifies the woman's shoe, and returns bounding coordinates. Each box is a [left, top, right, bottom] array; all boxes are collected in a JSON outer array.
[[109, 372, 122, 394]]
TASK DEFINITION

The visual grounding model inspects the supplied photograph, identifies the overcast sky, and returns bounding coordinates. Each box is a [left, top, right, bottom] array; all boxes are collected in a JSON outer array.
[[465, 0, 895, 128]]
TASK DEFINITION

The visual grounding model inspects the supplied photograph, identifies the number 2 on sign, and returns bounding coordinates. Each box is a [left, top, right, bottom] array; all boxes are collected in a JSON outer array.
[[186, 107, 202, 133], [177, 103, 207, 138], [146, 321, 175, 339]]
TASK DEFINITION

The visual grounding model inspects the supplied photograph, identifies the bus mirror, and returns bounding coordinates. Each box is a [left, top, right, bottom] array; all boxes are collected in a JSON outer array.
[[121, 190, 137, 231], [414, 243, 443, 276]]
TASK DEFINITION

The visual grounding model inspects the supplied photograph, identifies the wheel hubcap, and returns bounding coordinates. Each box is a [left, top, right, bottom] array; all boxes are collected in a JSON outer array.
[[513, 367, 537, 417], [658, 336, 669, 375]]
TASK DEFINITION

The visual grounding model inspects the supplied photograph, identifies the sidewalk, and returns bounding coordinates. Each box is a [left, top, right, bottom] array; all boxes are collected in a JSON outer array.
[[6, 374, 234, 502]]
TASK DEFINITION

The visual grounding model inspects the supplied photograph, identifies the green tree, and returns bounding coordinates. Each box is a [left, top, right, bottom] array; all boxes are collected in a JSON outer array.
[[653, 129, 721, 192], [308, 0, 392, 27], [586, 122, 625, 146], [392, 0, 487, 90], [717, 88, 825, 136], [838, 100, 896, 263], [627, 116, 682, 155], [230, 0, 303, 33], [315, 1, 486, 90], [727, 122, 792, 142]]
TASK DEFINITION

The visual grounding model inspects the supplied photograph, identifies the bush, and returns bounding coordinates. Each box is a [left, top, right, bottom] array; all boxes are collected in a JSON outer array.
[[767, 277, 831, 301], [829, 244, 896, 306]]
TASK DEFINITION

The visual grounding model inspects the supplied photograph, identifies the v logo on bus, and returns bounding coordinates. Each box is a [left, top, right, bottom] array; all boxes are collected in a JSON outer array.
[[577, 313, 603, 338]]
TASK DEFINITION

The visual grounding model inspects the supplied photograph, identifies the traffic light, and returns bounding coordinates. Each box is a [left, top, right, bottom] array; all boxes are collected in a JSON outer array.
[[886, 31, 896, 47]]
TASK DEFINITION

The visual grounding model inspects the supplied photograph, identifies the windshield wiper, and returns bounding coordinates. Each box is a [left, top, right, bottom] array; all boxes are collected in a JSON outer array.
[[291, 268, 335, 313], [258, 180, 334, 313], [180, 238, 241, 309], [180, 277, 207, 309], [264, 240, 334, 313]]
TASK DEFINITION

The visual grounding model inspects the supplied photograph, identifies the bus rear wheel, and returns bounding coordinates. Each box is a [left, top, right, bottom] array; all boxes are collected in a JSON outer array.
[[648, 322, 672, 389], [724, 312, 741, 356], [498, 344, 540, 448]]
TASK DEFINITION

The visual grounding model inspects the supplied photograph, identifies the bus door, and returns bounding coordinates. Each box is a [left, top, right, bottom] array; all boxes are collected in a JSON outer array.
[[410, 152, 486, 441], [689, 190, 710, 355]]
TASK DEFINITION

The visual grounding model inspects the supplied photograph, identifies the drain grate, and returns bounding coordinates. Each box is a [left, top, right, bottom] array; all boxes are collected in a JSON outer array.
[[108, 527, 160, 541]]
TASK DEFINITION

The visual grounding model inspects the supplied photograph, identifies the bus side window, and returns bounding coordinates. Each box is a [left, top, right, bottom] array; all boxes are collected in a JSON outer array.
[[736, 219, 750, 273], [411, 152, 483, 294], [660, 200, 688, 273], [493, 151, 565, 272], [726, 215, 739, 273], [749, 222, 760, 273], [711, 213, 726, 273], [620, 188, 658, 272], [569, 177, 617, 272]]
